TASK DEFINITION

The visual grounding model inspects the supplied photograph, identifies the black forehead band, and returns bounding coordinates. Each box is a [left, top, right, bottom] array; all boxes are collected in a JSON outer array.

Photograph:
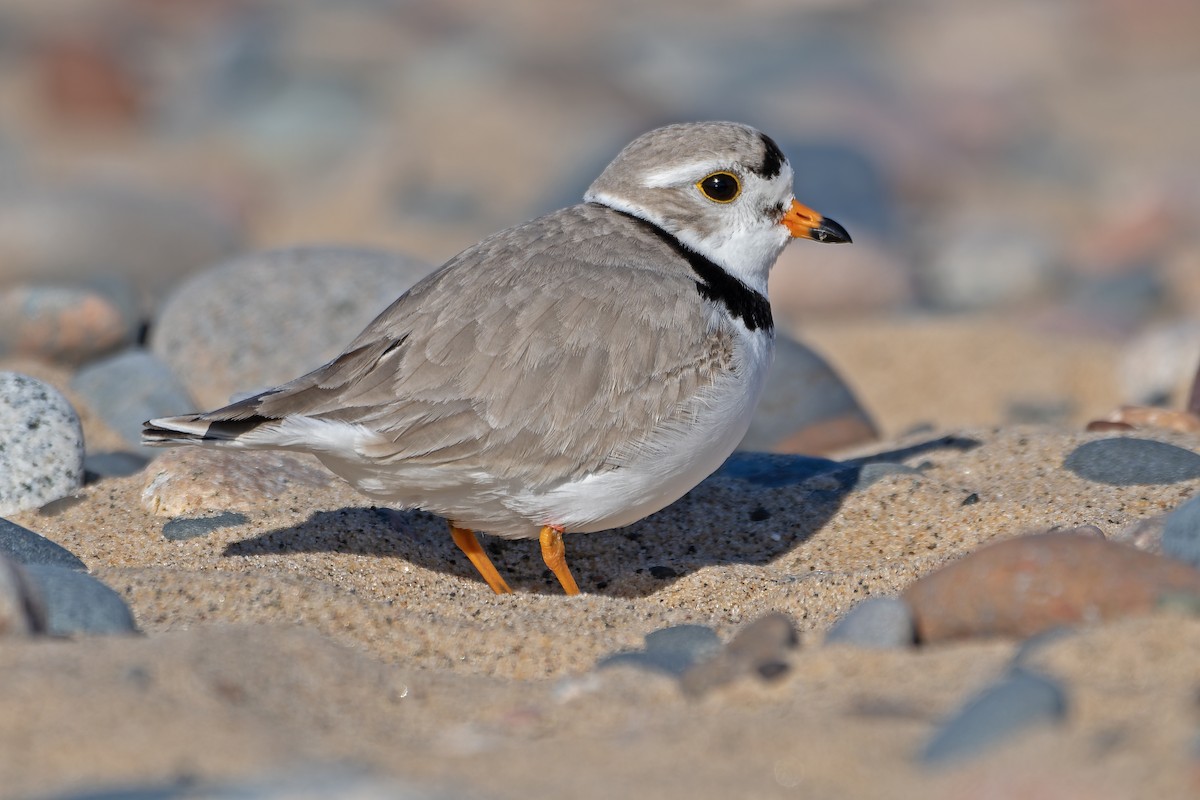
[[751, 133, 785, 180]]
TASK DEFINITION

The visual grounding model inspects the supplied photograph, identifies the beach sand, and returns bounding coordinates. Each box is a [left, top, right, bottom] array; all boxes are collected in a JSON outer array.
[[3, 315, 1198, 799]]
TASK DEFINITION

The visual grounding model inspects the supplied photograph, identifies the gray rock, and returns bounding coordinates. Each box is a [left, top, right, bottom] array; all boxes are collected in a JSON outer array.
[[597, 624, 721, 676], [1064, 437, 1200, 485], [0, 182, 241, 314], [715, 452, 918, 494], [71, 349, 195, 453], [1063, 271, 1163, 334], [920, 668, 1068, 765], [739, 334, 878, 453], [825, 596, 915, 649], [1011, 627, 1078, 669], [84, 451, 152, 481], [714, 452, 844, 488], [38, 768, 466, 799], [151, 245, 434, 408], [0, 373, 85, 515], [0, 556, 45, 635], [1113, 514, 1166, 553], [0, 517, 87, 569], [852, 462, 924, 490], [225, 74, 377, 180], [680, 612, 799, 695], [23, 564, 137, 636], [1162, 493, 1200, 569], [921, 220, 1056, 310], [1118, 319, 1200, 407], [162, 512, 249, 541]]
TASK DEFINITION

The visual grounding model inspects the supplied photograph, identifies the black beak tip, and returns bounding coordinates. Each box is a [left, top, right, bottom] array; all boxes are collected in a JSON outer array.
[[814, 217, 852, 244]]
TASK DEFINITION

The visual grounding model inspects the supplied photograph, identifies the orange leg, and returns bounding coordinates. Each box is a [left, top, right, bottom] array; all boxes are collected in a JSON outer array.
[[450, 525, 512, 594], [540, 525, 580, 595]]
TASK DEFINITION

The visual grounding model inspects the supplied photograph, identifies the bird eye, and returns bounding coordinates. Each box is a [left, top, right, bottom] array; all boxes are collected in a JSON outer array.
[[696, 172, 741, 203]]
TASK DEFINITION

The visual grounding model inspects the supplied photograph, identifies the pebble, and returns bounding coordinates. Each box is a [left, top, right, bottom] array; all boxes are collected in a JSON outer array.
[[1118, 319, 1200, 407], [1010, 627, 1079, 669], [920, 668, 1068, 765], [739, 334, 878, 455], [920, 220, 1056, 310], [714, 452, 843, 488], [714, 452, 919, 498], [23, 564, 137, 636], [0, 373, 85, 515], [1061, 270, 1163, 334], [162, 512, 250, 542], [84, 451, 151, 482], [1063, 437, 1200, 485], [0, 281, 138, 365], [43, 768, 465, 800], [0, 517, 87, 570], [1162, 493, 1200, 569], [71, 348, 196, 453], [0, 183, 241, 314], [1088, 406, 1200, 434], [142, 448, 333, 517], [150, 245, 433, 408], [824, 596, 915, 649], [904, 532, 1200, 643], [597, 624, 722, 677], [222, 71, 377, 181], [1113, 514, 1166, 553], [35, 31, 144, 127], [850, 462, 925, 491], [0, 556, 45, 635], [680, 612, 798, 696]]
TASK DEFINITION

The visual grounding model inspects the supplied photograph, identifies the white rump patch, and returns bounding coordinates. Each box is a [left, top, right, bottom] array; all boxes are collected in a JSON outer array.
[[237, 415, 388, 458]]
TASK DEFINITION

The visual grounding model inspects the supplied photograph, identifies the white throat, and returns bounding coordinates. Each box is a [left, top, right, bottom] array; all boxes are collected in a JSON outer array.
[[586, 190, 791, 297], [670, 222, 790, 297]]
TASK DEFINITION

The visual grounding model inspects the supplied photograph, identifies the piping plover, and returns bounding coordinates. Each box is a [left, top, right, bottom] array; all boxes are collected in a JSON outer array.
[[144, 121, 850, 595]]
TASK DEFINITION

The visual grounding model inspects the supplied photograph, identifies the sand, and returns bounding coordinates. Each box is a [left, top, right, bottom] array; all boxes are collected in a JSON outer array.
[[2, 315, 1199, 799]]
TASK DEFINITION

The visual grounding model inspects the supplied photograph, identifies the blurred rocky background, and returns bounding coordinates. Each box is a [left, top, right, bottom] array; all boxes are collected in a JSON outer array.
[[1, 0, 1198, 454]]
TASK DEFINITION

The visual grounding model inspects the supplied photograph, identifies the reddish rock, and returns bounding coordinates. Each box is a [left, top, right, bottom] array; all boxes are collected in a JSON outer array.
[[904, 532, 1200, 643], [1088, 405, 1200, 434], [36, 33, 143, 127], [0, 285, 134, 365]]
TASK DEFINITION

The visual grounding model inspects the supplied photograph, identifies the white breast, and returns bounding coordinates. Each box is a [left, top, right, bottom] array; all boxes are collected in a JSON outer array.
[[504, 322, 775, 536]]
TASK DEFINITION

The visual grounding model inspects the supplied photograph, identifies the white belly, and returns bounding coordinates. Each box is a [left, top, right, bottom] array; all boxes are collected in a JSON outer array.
[[501, 325, 775, 537]]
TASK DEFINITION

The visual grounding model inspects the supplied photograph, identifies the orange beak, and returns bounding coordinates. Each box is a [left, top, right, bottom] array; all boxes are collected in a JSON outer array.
[[781, 199, 851, 243]]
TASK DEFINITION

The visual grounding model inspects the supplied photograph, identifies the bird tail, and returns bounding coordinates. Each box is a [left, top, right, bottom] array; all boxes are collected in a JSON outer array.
[[142, 411, 276, 448], [142, 339, 399, 451], [142, 387, 285, 449]]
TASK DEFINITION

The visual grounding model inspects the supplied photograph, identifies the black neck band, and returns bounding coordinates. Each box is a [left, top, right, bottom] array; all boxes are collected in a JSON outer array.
[[610, 209, 774, 333]]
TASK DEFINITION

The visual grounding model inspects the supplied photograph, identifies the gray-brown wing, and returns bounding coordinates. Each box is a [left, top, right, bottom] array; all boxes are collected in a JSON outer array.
[[209, 205, 735, 487]]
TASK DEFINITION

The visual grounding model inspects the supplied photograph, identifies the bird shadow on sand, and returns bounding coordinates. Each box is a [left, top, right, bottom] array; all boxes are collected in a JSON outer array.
[[222, 435, 980, 598]]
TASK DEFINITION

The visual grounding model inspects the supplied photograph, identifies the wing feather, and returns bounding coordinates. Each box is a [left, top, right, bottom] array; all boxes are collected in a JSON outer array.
[[183, 204, 738, 488]]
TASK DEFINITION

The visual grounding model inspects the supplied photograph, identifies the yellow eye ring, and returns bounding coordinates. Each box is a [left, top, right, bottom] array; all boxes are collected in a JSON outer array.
[[696, 171, 741, 203]]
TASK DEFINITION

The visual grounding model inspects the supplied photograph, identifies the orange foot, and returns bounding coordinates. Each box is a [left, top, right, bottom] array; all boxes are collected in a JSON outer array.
[[540, 524, 580, 595]]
